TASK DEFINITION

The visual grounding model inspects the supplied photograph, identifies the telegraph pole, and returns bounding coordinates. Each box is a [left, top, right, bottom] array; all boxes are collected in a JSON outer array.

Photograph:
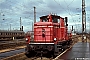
[[34, 7, 36, 23], [82, 0, 86, 41], [10, 24, 11, 31], [32, 22, 33, 31], [20, 17, 22, 31]]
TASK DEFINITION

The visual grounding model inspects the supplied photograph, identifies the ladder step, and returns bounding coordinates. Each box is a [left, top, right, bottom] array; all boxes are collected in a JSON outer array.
[[57, 48, 62, 49], [57, 45, 62, 46]]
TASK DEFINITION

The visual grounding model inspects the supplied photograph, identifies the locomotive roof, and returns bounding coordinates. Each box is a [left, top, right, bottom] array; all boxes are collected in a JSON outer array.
[[40, 15, 60, 19], [0, 30, 25, 33]]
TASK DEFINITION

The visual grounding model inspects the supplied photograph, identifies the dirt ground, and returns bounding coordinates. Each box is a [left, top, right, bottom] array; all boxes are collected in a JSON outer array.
[[77, 36, 90, 43]]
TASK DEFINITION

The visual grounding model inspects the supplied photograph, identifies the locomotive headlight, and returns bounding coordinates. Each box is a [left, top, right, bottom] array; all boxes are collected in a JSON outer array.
[[26, 38, 28, 41], [54, 38, 56, 41]]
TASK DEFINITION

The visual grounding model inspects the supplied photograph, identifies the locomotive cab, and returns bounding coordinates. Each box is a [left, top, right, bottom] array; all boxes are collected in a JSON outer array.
[[34, 15, 61, 43]]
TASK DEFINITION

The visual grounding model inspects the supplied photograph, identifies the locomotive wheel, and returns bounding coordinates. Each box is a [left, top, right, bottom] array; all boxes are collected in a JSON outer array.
[[25, 47, 30, 57], [53, 52, 59, 58], [46, 51, 53, 58], [25, 53, 30, 58], [25, 51, 36, 58], [53, 54, 57, 58]]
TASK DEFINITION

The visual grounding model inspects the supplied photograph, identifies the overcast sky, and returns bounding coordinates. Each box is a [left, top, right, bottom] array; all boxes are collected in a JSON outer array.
[[0, 0, 90, 32]]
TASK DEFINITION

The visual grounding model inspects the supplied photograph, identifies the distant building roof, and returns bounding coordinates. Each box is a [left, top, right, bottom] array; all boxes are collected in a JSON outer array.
[[0, 30, 25, 33]]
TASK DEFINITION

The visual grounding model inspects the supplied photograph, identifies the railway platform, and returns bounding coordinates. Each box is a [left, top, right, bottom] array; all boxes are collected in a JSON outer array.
[[54, 42, 90, 60]]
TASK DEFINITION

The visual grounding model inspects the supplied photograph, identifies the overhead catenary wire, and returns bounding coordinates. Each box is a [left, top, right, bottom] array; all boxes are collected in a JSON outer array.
[[63, 0, 75, 22], [53, 0, 75, 21], [0, 0, 34, 30], [53, 0, 81, 32], [1, 0, 34, 19], [64, 0, 81, 32], [5, 0, 33, 14], [64, 0, 75, 15], [54, 0, 73, 16]]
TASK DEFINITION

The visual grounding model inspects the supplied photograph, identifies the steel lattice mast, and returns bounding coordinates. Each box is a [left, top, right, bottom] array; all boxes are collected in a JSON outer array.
[[82, 0, 86, 41]]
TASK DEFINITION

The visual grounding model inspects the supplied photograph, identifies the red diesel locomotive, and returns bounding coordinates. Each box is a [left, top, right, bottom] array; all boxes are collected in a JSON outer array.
[[25, 14, 72, 57]]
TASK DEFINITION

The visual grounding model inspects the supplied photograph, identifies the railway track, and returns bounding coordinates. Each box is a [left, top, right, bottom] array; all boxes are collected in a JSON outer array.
[[0, 48, 25, 60], [0, 39, 26, 50], [1, 43, 74, 60], [25, 57, 53, 60], [0, 41, 75, 60], [2, 52, 53, 60], [0, 35, 84, 60], [1, 49, 53, 60]]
